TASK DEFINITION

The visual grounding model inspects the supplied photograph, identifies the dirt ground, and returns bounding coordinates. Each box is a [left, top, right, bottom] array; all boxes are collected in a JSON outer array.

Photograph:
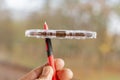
[[0, 61, 31, 80], [0, 60, 120, 80]]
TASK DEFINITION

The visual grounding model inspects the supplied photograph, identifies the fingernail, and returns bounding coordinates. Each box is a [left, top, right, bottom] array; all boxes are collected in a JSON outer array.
[[42, 66, 50, 76]]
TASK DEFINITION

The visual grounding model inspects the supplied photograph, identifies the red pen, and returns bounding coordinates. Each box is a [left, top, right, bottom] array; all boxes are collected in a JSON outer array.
[[43, 22, 58, 80]]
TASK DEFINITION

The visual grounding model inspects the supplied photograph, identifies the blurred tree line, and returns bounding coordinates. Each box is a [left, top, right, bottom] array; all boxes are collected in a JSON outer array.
[[0, 0, 120, 69]]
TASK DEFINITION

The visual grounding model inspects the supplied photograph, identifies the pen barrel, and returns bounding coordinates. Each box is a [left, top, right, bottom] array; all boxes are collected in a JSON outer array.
[[48, 55, 58, 80], [45, 38, 58, 80], [45, 38, 53, 56]]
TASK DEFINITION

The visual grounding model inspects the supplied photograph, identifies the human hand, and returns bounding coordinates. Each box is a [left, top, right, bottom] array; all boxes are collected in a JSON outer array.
[[19, 58, 73, 80]]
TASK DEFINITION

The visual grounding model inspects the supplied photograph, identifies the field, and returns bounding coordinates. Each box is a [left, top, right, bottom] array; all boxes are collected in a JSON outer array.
[[0, 55, 120, 80]]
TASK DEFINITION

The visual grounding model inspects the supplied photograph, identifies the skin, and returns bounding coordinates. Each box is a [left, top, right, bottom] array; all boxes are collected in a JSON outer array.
[[19, 58, 73, 80]]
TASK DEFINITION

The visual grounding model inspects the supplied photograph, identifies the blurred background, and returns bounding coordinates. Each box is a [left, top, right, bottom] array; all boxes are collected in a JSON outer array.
[[0, 0, 120, 80]]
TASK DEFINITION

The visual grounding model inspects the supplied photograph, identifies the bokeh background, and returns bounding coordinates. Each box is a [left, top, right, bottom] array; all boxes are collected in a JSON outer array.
[[0, 0, 120, 80]]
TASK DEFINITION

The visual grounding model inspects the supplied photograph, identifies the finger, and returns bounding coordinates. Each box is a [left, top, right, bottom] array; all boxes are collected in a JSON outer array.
[[55, 58, 65, 70], [19, 64, 47, 80], [57, 68, 73, 80], [38, 66, 53, 80]]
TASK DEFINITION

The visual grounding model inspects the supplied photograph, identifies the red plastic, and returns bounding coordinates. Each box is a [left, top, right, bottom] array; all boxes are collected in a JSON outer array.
[[44, 22, 58, 80], [48, 55, 58, 80]]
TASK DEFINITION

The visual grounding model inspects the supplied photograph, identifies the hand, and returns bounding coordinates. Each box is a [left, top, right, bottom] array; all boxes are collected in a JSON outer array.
[[19, 58, 73, 80]]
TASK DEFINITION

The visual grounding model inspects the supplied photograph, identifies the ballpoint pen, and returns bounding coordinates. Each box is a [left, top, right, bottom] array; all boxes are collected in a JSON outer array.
[[25, 30, 96, 39], [43, 22, 58, 80]]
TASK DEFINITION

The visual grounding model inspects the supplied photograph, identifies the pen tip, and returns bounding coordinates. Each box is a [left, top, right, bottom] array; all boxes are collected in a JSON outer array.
[[44, 21, 47, 24], [44, 21, 48, 30]]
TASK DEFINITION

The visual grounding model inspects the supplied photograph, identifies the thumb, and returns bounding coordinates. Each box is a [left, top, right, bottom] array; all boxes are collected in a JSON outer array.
[[37, 66, 54, 80]]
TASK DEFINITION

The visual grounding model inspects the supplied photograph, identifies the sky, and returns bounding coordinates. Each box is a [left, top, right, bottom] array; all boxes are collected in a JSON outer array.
[[4, 0, 63, 20], [107, 12, 120, 35], [5, 0, 62, 11], [4, 0, 120, 35], [4, 0, 45, 20], [5, 0, 44, 11]]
